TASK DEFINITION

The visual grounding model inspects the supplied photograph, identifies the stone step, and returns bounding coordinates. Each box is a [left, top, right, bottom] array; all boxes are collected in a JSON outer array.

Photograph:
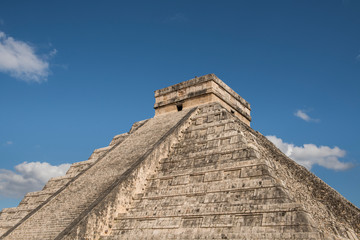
[[2, 108, 195, 240], [130, 186, 290, 209], [65, 159, 96, 176], [143, 175, 277, 198], [117, 196, 295, 219], [88, 145, 113, 161], [109, 133, 129, 146], [103, 229, 321, 240], [154, 158, 271, 179], [169, 144, 260, 160], [152, 159, 271, 180]]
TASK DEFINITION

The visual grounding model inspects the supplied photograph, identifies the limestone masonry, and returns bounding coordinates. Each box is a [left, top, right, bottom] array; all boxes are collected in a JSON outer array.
[[0, 74, 358, 239]]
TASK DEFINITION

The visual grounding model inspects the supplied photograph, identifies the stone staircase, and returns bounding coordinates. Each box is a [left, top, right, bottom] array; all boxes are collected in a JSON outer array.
[[102, 104, 322, 240], [1, 72, 358, 239], [0, 108, 196, 240], [0, 103, 358, 239], [0, 121, 140, 237]]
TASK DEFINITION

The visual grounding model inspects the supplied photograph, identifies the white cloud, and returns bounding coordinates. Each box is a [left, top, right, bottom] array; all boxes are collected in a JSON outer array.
[[266, 135, 353, 171], [294, 110, 319, 122], [0, 161, 71, 198], [169, 13, 188, 22], [0, 31, 55, 83], [43, 48, 57, 60], [3, 141, 13, 146]]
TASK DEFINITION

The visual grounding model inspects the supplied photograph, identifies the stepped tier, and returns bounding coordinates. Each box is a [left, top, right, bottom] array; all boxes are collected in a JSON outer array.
[[0, 74, 358, 240], [0, 119, 142, 237], [102, 103, 359, 240]]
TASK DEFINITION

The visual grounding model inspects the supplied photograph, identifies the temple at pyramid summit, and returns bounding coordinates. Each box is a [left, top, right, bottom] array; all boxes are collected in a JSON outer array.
[[0, 74, 359, 239]]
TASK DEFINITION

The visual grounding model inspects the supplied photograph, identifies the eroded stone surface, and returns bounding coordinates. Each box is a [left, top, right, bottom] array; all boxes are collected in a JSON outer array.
[[102, 103, 359, 240], [0, 108, 196, 240], [0, 74, 358, 240], [0, 118, 139, 236], [154, 74, 251, 126]]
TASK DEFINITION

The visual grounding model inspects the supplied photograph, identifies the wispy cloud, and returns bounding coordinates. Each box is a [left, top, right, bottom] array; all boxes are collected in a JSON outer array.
[[169, 13, 188, 23], [46, 48, 57, 59], [4, 141, 13, 146], [294, 109, 319, 122], [0, 31, 56, 83], [52, 63, 68, 70], [0, 19, 4, 26], [266, 135, 353, 171], [0, 161, 71, 198]]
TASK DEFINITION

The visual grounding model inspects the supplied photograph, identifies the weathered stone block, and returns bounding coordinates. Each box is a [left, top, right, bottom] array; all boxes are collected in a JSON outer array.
[[1, 75, 358, 240]]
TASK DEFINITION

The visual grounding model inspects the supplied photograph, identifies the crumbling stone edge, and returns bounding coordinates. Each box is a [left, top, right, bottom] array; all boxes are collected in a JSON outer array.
[[56, 107, 198, 240], [235, 116, 360, 236], [0, 119, 149, 239]]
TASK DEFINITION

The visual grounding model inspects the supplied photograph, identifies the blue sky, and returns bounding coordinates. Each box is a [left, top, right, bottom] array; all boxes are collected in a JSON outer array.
[[0, 0, 359, 210]]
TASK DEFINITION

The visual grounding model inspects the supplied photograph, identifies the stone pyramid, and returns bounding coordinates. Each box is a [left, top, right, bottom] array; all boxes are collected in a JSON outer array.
[[0, 74, 358, 240]]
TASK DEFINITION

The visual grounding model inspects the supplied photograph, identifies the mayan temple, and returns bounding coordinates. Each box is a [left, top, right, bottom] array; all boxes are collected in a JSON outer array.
[[0, 74, 359, 239]]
